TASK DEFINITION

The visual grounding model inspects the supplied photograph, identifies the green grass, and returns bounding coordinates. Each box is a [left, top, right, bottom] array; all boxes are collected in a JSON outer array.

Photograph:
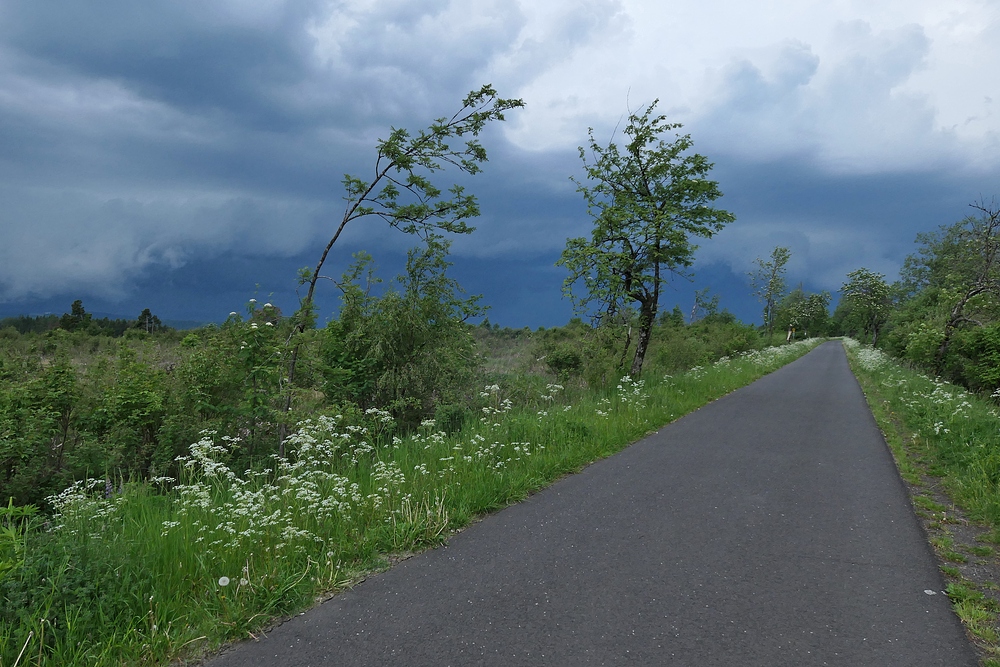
[[914, 495, 948, 513], [844, 339, 1000, 661], [0, 339, 824, 666], [843, 340, 1000, 526], [948, 583, 1000, 643]]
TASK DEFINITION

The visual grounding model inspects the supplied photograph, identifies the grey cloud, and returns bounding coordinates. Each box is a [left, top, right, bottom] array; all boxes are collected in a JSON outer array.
[[0, 185, 331, 301], [694, 23, 949, 171], [0, 0, 536, 303], [0, 0, 323, 129], [692, 155, 1000, 295], [490, 0, 629, 88]]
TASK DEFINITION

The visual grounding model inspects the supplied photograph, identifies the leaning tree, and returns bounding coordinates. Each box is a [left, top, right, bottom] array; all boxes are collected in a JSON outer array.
[[279, 85, 524, 447]]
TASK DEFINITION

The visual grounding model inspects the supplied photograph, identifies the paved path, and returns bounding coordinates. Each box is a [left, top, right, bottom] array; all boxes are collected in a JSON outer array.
[[209, 342, 976, 666]]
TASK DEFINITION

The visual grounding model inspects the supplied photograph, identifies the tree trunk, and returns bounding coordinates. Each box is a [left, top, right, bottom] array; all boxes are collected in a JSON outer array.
[[630, 301, 656, 377], [617, 323, 632, 371], [935, 285, 985, 373]]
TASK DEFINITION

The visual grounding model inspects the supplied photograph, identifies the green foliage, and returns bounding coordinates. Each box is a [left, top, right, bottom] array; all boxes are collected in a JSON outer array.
[[59, 300, 91, 332], [320, 237, 484, 427], [749, 246, 791, 339], [774, 288, 831, 339], [955, 323, 1000, 393], [0, 500, 36, 584], [525, 311, 763, 389], [558, 99, 734, 376], [299, 85, 524, 315], [690, 287, 720, 322], [286, 85, 523, 440], [648, 316, 761, 374], [840, 268, 891, 345], [874, 201, 1000, 394], [533, 319, 590, 380], [542, 344, 584, 379], [0, 314, 60, 334], [0, 337, 821, 667], [0, 349, 85, 506], [51, 300, 172, 338]]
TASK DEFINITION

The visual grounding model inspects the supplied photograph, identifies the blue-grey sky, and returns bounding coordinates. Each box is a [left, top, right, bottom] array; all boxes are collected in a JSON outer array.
[[1, 0, 998, 327]]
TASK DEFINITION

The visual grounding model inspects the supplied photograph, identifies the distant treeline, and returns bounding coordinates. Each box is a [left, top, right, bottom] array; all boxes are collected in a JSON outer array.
[[0, 300, 171, 337], [832, 200, 1000, 397]]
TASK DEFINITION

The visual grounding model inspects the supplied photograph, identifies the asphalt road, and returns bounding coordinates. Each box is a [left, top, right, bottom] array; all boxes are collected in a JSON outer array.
[[208, 341, 976, 666]]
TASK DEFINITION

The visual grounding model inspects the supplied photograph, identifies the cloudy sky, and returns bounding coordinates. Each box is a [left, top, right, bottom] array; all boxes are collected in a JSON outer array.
[[1, 0, 998, 327]]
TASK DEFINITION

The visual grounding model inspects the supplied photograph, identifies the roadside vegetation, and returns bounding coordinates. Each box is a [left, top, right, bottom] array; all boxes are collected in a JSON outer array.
[[844, 339, 1000, 664], [0, 317, 822, 664], [832, 199, 1000, 662], [837, 200, 1000, 395]]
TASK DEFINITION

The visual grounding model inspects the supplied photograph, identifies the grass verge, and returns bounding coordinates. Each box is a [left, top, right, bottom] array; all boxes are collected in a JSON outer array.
[[1, 339, 824, 666], [843, 338, 1000, 665]]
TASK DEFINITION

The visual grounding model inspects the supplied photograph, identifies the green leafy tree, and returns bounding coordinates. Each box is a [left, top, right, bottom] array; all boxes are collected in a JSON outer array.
[[776, 287, 830, 338], [59, 300, 92, 332], [884, 200, 1000, 383], [282, 85, 523, 446], [931, 202, 1000, 369], [134, 308, 164, 333], [92, 344, 168, 476], [690, 287, 720, 323], [558, 100, 735, 377], [0, 349, 82, 505], [800, 292, 831, 337], [750, 246, 791, 340], [841, 268, 891, 345], [298, 85, 523, 312]]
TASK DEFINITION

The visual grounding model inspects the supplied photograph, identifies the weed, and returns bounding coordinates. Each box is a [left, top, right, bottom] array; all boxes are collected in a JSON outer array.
[[914, 495, 947, 513], [942, 565, 963, 578]]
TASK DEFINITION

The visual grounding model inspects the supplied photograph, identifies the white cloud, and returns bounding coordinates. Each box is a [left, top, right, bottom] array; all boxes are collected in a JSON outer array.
[[497, 0, 1000, 172]]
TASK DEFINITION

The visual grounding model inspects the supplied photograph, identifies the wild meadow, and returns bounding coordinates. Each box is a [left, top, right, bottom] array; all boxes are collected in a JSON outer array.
[[0, 337, 821, 666]]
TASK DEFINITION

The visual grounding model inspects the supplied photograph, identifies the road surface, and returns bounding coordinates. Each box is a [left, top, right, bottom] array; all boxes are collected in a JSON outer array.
[[208, 341, 975, 666]]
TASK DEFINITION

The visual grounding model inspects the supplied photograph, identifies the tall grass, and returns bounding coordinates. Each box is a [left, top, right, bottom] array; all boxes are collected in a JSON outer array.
[[0, 339, 823, 666]]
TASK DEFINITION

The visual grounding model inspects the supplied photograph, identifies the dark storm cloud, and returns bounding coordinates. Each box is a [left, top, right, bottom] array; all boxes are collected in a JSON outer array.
[[0, 0, 532, 305], [0, 0, 321, 128], [695, 154, 1000, 301], [2, 0, 998, 327]]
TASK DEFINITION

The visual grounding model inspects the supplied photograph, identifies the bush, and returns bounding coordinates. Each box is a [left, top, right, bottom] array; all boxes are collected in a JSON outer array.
[[957, 324, 1000, 394]]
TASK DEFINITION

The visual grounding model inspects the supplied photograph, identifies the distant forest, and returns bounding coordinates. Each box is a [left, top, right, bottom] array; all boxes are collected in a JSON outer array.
[[0, 300, 169, 337]]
